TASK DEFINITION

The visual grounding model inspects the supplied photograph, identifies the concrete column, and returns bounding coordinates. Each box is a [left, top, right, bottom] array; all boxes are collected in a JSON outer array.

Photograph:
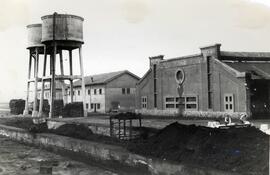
[[23, 50, 32, 116], [79, 46, 87, 117], [69, 50, 74, 103], [32, 48, 39, 117], [59, 50, 66, 105], [38, 46, 47, 117], [49, 43, 57, 118]]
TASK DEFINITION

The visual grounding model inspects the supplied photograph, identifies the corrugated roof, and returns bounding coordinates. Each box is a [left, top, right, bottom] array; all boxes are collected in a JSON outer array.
[[73, 70, 139, 87], [221, 51, 270, 58], [224, 62, 270, 79]]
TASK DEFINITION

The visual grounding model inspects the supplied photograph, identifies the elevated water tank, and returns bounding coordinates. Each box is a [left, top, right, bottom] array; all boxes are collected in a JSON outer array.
[[41, 13, 84, 43], [26, 24, 43, 48]]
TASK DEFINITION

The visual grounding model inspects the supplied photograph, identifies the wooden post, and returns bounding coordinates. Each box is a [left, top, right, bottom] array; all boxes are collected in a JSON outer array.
[[129, 119, 132, 139], [49, 43, 56, 118], [32, 48, 39, 117], [23, 50, 32, 116], [38, 46, 47, 117], [69, 50, 74, 103], [118, 119, 121, 139], [59, 50, 66, 106], [79, 46, 87, 117]]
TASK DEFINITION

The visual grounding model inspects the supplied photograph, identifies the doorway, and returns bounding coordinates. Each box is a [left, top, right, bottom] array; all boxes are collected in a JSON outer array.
[[250, 80, 270, 118]]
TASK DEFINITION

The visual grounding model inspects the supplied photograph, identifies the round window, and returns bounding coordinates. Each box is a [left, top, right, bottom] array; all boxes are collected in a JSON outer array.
[[175, 69, 185, 85]]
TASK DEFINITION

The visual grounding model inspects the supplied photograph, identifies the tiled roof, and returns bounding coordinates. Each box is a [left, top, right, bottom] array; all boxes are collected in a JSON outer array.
[[73, 70, 139, 87]]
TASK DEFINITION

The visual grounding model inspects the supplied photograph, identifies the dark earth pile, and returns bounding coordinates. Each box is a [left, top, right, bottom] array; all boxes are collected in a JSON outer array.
[[52, 123, 93, 139], [128, 122, 269, 175], [0, 117, 124, 146], [63, 102, 83, 118], [9, 99, 25, 115]]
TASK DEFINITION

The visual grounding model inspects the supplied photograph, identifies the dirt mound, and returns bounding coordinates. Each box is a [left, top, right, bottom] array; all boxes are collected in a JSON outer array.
[[52, 124, 93, 140], [128, 122, 269, 175]]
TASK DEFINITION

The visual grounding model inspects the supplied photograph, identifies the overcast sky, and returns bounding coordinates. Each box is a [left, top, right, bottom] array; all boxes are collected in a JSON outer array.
[[0, 0, 270, 102]]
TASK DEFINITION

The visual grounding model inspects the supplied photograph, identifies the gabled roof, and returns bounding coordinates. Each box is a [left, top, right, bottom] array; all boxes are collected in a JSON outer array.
[[73, 70, 140, 87], [137, 69, 152, 85]]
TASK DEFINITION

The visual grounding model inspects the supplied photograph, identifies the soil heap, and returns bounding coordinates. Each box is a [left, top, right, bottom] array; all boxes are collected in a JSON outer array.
[[128, 122, 269, 175]]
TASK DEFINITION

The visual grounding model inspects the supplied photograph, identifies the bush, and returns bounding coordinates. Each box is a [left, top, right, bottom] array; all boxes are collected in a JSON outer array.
[[9, 99, 25, 115], [62, 102, 83, 118], [53, 100, 64, 117]]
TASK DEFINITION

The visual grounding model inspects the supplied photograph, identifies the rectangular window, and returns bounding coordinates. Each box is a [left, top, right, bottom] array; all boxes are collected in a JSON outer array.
[[91, 103, 94, 109], [141, 96, 147, 109], [165, 97, 175, 102], [122, 88, 125, 94], [97, 103, 100, 109], [165, 96, 198, 110], [78, 90, 80, 96], [86, 103, 89, 109], [224, 93, 234, 112], [73, 91, 75, 95], [165, 104, 175, 108], [88, 89, 90, 95], [99, 89, 102, 94], [94, 89, 97, 95], [127, 88, 130, 94], [165, 97, 176, 109]]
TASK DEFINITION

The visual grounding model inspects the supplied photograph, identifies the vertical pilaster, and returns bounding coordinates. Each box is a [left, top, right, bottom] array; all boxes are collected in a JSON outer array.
[[79, 46, 87, 117]]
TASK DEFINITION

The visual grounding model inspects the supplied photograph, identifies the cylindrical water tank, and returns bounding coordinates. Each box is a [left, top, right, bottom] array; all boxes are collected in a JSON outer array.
[[26, 24, 43, 48], [41, 13, 84, 43]]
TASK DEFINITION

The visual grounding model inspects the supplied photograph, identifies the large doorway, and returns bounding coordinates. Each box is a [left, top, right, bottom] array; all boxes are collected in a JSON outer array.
[[250, 80, 270, 118]]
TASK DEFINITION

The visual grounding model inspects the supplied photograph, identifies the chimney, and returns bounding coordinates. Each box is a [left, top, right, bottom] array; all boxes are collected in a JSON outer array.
[[91, 77, 94, 82]]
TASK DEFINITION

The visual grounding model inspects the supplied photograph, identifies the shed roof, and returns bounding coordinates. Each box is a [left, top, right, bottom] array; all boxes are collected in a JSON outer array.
[[221, 51, 270, 58], [73, 70, 140, 87], [224, 62, 270, 79]]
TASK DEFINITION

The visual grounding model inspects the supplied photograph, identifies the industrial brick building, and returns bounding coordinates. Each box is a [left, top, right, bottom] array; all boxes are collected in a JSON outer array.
[[135, 44, 270, 118], [67, 70, 140, 113]]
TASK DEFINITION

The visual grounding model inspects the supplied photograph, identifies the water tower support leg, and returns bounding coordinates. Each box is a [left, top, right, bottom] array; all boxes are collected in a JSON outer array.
[[49, 44, 57, 118], [23, 51, 32, 116], [32, 48, 39, 117], [69, 50, 74, 103], [38, 46, 47, 117], [59, 50, 66, 106], [79, 46, 87, 117]]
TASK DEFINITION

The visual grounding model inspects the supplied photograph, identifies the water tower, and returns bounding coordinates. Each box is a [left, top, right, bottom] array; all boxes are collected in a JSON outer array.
[[23, 23, 45, 117], [40, 12, 87, 118]]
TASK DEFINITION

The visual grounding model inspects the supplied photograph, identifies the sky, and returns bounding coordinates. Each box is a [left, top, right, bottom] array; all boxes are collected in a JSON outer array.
[[0, 0, 270, 102]]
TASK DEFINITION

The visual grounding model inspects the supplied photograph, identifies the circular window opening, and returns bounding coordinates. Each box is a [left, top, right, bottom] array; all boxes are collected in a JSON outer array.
[[175, 69, 185, 85]]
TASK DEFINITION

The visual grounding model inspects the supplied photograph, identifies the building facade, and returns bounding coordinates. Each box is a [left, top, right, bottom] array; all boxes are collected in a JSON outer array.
[[66, 70, 140, 113], [136, 44, 270, 118]]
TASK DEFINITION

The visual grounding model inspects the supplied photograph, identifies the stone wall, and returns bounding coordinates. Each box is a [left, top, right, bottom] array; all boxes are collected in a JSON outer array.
[[0, 124, 238, 175]]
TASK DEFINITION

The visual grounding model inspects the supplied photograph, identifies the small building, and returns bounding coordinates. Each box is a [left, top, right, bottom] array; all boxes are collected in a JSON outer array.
[[135, 44, 270, 118], [67, 70, 140, 113], [37, 81, 64, 101]]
